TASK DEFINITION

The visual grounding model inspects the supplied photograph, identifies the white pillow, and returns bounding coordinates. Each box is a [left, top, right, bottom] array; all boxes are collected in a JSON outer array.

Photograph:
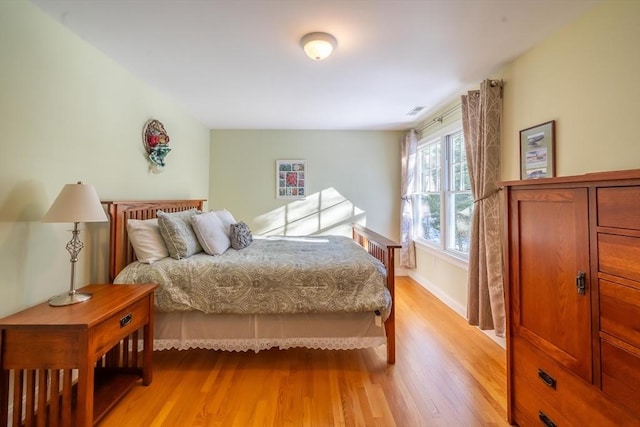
[[127, 218, 169, 263], [212, 209, 236, 237], [191, 211, 231, 255]]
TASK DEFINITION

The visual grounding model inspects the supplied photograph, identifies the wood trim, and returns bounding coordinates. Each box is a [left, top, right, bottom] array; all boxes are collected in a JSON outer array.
[[498, 168, 640, 188]]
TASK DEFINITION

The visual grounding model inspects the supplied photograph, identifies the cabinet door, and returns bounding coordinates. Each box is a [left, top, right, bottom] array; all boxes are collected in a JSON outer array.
[[508, 187, 592, 381]]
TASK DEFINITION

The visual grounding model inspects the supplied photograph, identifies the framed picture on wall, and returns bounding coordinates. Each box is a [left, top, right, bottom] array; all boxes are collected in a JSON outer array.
[[276, 160, 307, 199], [520, 120, 556, 180]]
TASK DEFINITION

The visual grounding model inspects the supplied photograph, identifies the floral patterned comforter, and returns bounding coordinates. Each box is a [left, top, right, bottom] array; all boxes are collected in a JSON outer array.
[[114, 236, 391, 319]]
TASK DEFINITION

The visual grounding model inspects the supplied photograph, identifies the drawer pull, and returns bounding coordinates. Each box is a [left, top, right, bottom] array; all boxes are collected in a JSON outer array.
[[537, 369, 557, 389], [538, 411, 557, 427], [576, 271, 586, 295], [120, 313, 132, 328]]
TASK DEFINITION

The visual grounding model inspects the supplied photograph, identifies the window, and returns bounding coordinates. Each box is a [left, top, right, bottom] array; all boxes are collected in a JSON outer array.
[[414, 127, 472, 259]]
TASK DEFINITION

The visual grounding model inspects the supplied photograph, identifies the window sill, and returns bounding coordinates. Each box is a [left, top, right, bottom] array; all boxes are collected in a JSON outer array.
[[414, 239, 469, 270]]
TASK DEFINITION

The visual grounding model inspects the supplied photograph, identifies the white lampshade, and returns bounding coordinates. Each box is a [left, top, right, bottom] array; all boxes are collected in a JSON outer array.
[[301, 32, 337, 61], [42, 182, 108, 223]]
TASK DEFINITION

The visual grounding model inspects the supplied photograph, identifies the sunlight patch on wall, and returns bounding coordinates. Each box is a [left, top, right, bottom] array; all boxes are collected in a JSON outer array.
[[253, 187, 365, 237]]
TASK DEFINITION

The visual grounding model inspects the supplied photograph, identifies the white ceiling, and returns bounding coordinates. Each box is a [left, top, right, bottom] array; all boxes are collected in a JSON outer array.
[[30, 0, 600, 131]]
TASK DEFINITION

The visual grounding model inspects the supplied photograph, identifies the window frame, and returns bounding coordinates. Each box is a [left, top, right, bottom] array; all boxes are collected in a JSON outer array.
[[413, 122, 471, 263]]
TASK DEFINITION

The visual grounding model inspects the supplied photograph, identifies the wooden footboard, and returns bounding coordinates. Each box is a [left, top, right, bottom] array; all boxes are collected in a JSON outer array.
[[103, 200, 400, 364], [352, 224, 401, 364]]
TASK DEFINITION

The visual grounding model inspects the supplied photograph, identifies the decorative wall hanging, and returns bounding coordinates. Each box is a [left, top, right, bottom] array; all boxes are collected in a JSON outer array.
[[143, 119, 171, 173], [520, 120, 555, 180], [276, 160, 306, 199]]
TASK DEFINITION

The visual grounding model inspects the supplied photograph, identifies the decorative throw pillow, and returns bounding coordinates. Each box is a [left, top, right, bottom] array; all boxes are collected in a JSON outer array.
[[230, 221, 253, 250], [191, 211, 231, 255], [157, 209, 203, 259], [126, 218, 169, 263], [212, 209, 236, 238]]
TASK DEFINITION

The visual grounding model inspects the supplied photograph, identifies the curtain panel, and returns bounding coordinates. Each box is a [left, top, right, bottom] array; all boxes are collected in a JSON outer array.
[[400, 130, 417, 268], [462, 79, 504, 337]]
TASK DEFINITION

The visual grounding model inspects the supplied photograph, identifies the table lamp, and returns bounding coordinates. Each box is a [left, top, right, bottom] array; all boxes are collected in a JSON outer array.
[[42, 181, 108, 306]]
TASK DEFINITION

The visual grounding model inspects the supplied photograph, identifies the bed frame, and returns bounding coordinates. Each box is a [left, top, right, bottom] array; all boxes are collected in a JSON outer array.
[[103, 199, 400, 364]]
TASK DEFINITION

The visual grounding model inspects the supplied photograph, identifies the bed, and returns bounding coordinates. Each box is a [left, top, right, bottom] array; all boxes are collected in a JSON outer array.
[[104, 199, 400, 364]]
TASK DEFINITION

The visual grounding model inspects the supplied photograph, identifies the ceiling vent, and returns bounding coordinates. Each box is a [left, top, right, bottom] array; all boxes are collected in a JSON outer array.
[[406, 106, 425, 116]]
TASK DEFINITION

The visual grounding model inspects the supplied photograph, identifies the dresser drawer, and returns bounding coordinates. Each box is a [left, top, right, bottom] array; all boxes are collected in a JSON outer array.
[[601, 339, 640, 416], [511, 336, 635, 426], [600, 279, 640, 347], [90, 296, 150, 359], [512, 375, 571, 427], [597, 186, 640, 230], [598, 234, 640, 282]]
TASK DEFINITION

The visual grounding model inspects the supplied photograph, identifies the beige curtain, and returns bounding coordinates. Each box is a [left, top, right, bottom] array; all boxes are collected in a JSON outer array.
[[400, 130, 417, 268], [462, 79, 504, 337]]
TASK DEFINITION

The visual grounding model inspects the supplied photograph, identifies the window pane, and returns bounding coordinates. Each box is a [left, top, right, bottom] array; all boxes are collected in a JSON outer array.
[[448, 131, 469, 192], [446, 192, 473, 253], [416, 194, 441, 244], [414, 127, 471, 259], [418, 141, 441, 192]]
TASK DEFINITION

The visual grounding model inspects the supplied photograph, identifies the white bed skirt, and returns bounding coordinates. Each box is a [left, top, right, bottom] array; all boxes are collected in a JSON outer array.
[[153, 310, 387, 353]]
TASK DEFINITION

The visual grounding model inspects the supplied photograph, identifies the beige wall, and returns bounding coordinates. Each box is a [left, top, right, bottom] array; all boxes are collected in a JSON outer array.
[[210, 130, 402, 241], [0, 1, 210, 316], [412, 0, 640, 317], [2, 0, 637, 323], [500, 0, 640, 179]]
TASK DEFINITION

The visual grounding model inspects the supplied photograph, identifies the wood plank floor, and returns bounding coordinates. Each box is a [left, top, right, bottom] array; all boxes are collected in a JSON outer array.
[[98, 277, 509, 426]]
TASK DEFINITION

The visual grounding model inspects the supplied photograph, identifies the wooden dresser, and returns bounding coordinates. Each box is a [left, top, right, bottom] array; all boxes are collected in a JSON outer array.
[[501, 169, 640, 426]]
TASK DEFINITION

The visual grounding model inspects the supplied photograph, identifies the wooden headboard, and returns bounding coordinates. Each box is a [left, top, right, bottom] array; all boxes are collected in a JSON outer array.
[[103, 199, 206, 282]]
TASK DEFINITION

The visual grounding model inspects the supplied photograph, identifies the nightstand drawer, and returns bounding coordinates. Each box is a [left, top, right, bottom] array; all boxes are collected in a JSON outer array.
[[91, 295, 150, 360]]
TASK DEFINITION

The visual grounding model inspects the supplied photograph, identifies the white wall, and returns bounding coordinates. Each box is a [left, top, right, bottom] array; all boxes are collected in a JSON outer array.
[[210, 130, 402, 242], [411, 0, 640, 318], [0, 1, 210, 317]]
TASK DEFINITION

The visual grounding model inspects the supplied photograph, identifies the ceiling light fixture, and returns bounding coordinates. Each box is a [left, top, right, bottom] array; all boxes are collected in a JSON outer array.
[[301, 32, 337, 61]]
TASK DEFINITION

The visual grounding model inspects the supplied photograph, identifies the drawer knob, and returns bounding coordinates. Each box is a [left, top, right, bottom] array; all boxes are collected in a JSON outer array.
[[539, 411, 557, 427], [120, 313, 132, 328], [537, 369, 557, 389]]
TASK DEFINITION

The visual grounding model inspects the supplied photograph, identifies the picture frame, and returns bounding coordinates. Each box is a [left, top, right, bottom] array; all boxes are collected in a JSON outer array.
[[276, 160, 307, 199], [520, 120, 555, 180]]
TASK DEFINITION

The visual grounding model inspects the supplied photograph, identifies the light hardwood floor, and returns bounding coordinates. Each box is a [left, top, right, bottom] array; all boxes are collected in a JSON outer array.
[[99, 277, 509, 426]]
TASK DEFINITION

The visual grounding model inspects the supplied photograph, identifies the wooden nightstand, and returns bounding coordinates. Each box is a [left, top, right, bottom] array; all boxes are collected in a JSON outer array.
[[0, 283, 157, 427]]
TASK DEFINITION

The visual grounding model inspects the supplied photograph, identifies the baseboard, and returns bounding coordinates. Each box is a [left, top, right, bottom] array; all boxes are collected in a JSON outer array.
[[481, 330, 506, 348], [406, 271, 506, 349], [407, 270, 466, 318]]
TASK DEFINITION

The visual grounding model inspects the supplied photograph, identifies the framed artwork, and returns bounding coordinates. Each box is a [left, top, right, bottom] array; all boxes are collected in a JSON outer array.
[[520, 120, 555, 180], [276, 160, 306, 199]]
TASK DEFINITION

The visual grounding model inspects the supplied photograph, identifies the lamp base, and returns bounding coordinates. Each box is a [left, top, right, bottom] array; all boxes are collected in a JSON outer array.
[[48, 292, 92, 307]]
